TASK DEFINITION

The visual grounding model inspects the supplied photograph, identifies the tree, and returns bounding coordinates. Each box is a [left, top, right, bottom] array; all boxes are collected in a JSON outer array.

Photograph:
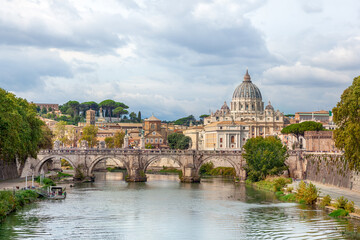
[[115, 102, 129, 110], [80, 125, 98, 147], [99, 99, 116, 121], [173, 115, 196, 126], [38, 125, 53, 149], [281, 121, 324, 144], [105, 137, 114, 148], [113, 107, 128, 122], [41, 107, 47, 115], [129, 112, 137, 122], [242, 136, 288, 182], [68, 127, 80, 147], [199, 114, 210, 120], [80, 101, 99, 117], [53, 121, 69, 145], [145, 143, 154, 149], [137, 111, 142, 123], [167, 133, 192, 149], [0, 88, 44, 162], [333, 76, 360, 171], [113, 131, 125, 148]]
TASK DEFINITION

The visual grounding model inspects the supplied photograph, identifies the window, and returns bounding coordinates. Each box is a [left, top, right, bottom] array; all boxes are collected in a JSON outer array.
[[151, 124, 155, 129], [150, 139, 153, 143], [155, 139, 158, 143], [231, 136, 235, 143], [220, 144, 222, 148], [152, 132, 156, 135], [146, 139, 149, 143], [220, 138, 223, 143], [159, 139, 162, 143], [219, 126, 222, 130]]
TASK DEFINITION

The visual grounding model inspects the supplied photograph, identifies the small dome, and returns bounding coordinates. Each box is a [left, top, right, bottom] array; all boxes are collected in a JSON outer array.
[[232, 70, 262, 100], [265, 101, 274, 111], [221, 101, 230, 111]]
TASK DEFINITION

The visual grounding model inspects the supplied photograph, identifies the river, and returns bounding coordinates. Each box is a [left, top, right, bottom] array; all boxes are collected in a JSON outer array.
[[0, 172, 359, 239]]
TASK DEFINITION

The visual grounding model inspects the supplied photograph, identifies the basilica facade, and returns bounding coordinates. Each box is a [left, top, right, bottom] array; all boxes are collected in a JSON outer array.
[[199, 70, 285, 150]]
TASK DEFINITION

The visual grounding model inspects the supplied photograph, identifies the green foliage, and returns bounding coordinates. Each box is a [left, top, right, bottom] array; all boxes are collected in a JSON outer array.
[[296, 181, 319, 205], [145, 143, 154, 149], [80, 101, 99, 115], [199, 162, 214, 175], [199, 162, 235, 177], [105, 137, 115, 148], [0, 88, 45, 163], [113, 131, 125, 148], [329, 209, 349, 218], [167, 133, 192, 149], [334, 196, 348, 209], [319, 195, 332, 208], [137, 111, 142, 122], [159, 167, 182, 174], [199, 114, 210, 119], [57, 172, 73, 178], [252, 177, 291, 192], [345, 201, 355, 213], [279, 193, 296, 202], [333, 76, 360, 171], [80, 125, 98, 147], [173, 115, 196, 126], [0, 190, 38, 221], [35, 176, 55, 187], [38, 125, 53, 149], [209, 167, 236, 177], [113, 107, 128, 121], [273, 177, 291, 191], [242, 136, 289, 182], [99, 99, 116, 120], [281, 121, 325, 140], [286, 186, 294, 193]]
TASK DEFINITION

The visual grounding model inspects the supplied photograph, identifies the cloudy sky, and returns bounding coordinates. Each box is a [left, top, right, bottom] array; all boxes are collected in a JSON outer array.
[[1, 0, 360, 120]]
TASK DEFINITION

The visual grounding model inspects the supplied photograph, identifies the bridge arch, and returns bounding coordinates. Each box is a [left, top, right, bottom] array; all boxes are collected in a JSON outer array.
[[89, 156, 130, 175], [35, 155, 76, 175], [196, 155, 245, 179], [144, 155, 183, 173]]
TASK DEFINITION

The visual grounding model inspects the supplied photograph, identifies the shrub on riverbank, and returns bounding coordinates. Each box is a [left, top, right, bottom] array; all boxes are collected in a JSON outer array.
[[107, 167, 126, 172], [247, 177, 292, 192], [0, 190, 39, 222], [332, 196, 355, 213], [35, 176, 56, 187], [329, 209, 349, 218], [319, 195, 332, 208], [296, 181, 319, 205], [199, 162, 235, 177]]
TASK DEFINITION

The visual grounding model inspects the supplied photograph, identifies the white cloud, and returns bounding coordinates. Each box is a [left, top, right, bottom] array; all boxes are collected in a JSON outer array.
[[1, 0, 360, 120]]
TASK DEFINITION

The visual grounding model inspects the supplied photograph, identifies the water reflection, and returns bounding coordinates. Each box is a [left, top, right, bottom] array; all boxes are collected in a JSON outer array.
[[0, 172, 358, 240]]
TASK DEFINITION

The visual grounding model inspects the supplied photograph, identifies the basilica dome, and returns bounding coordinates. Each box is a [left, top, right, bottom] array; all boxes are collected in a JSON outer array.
[[232, 70, 262, 100]]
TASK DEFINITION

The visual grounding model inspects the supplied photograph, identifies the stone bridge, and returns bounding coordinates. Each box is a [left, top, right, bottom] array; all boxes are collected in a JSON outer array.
[[23, 148, 246, 183]]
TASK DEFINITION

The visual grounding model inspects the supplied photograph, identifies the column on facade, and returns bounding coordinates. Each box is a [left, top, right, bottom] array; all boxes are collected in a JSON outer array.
[[225, 133, 228, 149]]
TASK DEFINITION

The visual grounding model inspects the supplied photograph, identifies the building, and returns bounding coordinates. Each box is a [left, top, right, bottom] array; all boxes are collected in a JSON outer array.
[[203, 121, 249, 150], [294, 110, 332, 124], [143, 115, 167, 148], [34, 103, 59, 111], [86, 109, 96, 125], [304, 131, 338, 152], [195, 70, 285, 150]]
